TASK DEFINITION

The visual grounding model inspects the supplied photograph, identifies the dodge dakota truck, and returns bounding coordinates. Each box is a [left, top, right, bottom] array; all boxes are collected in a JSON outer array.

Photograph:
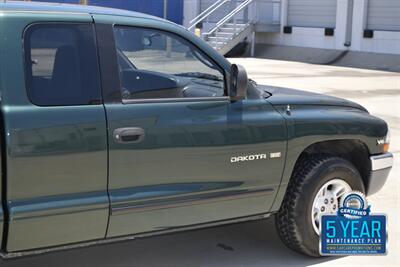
[[0, 1, 393, 258]]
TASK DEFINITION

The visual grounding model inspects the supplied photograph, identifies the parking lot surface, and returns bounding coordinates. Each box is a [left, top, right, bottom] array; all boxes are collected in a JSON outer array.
[[1, 58, 399, 267]]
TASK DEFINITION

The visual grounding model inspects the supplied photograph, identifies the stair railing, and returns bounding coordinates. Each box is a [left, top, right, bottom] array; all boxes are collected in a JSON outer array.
[[188, 0, 230, 31], [203, 0, 255, 49]]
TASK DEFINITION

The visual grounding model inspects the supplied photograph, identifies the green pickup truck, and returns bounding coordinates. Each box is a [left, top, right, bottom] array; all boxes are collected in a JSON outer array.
[[0, 1, 393, 258]]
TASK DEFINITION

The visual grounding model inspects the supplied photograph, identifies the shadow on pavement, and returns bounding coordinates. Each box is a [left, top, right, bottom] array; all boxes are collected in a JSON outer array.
[[0, 217, 340, 267]]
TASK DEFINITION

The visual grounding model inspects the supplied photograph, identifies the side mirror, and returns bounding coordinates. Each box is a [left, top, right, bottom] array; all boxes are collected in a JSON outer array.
[[229, 64, 248, 101]]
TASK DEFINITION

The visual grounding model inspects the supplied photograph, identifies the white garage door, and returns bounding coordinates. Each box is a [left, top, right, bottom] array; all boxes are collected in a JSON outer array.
[[367, 0, 400, 31], [288, 0, 337, 28]]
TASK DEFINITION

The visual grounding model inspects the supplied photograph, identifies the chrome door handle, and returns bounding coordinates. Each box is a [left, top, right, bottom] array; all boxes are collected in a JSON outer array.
[[114, 127, 145, 144]]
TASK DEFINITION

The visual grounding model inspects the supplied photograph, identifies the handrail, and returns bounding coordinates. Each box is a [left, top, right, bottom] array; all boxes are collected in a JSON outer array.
[[189, 0, 224, 25], [204, 0, 254, 37], [188, 0, 230, 30]]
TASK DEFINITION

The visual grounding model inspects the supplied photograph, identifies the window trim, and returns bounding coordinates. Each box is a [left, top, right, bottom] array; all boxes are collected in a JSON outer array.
[[22, 22, 103, 107], [113, 24, 229, 104], [122, 96, 229, 105]]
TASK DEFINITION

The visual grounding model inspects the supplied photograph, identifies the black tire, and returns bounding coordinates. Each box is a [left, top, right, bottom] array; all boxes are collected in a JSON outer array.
[[275, 155, 365, 257]]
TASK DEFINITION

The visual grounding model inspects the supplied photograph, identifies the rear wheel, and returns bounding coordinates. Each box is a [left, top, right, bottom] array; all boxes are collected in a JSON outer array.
[[275, 155, 365, 257]]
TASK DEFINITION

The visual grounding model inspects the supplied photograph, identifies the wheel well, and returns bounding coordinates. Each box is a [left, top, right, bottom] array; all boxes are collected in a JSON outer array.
[[297, 140, 371, 190]]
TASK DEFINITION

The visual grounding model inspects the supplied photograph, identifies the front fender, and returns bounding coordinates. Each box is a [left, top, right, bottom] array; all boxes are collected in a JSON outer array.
[[269, 105, 388, 212]]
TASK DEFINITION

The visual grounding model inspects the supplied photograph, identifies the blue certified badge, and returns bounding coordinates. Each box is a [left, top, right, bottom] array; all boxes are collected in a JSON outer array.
[[320, 191, 387, 255]]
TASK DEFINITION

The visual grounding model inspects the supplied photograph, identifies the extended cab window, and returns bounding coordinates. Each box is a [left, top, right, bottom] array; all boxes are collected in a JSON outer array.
[[114, 26, 225, 100], [24, 24, 101, 106]]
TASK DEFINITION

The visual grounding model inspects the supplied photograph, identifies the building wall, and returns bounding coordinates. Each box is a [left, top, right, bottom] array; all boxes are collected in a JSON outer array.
[[351, 0, 400, 54], [256, 0, 400, 55], [183, 0, 200, 28], [29, 0, 184, 25], [28, 0, 400, 55]]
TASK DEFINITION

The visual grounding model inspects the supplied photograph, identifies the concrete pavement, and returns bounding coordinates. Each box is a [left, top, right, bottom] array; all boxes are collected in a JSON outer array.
[[1, 58, 399, 267]]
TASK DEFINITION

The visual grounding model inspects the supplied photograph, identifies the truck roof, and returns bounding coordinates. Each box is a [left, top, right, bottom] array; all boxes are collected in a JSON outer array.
[[0, 1, 162, 20]]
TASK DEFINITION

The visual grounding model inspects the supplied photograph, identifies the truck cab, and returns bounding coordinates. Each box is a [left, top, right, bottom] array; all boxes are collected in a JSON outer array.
[[0, 1, 392, 258]]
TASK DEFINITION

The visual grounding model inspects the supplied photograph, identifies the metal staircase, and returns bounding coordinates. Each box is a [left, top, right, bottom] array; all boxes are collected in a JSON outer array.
[[207, 22, 254, 54], [188, 0, 256, 55]]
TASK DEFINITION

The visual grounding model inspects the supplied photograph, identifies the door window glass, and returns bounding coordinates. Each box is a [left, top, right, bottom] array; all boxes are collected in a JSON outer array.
[[24, 24, 101, 106], [114, 26, 225, 100]]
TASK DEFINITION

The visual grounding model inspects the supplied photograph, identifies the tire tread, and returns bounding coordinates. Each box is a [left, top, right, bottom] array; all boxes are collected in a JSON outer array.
[[275, 154, 338, 257]]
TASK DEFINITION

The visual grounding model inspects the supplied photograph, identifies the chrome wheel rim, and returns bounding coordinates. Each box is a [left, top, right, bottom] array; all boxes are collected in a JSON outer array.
[[311, 179, 352, 235]]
